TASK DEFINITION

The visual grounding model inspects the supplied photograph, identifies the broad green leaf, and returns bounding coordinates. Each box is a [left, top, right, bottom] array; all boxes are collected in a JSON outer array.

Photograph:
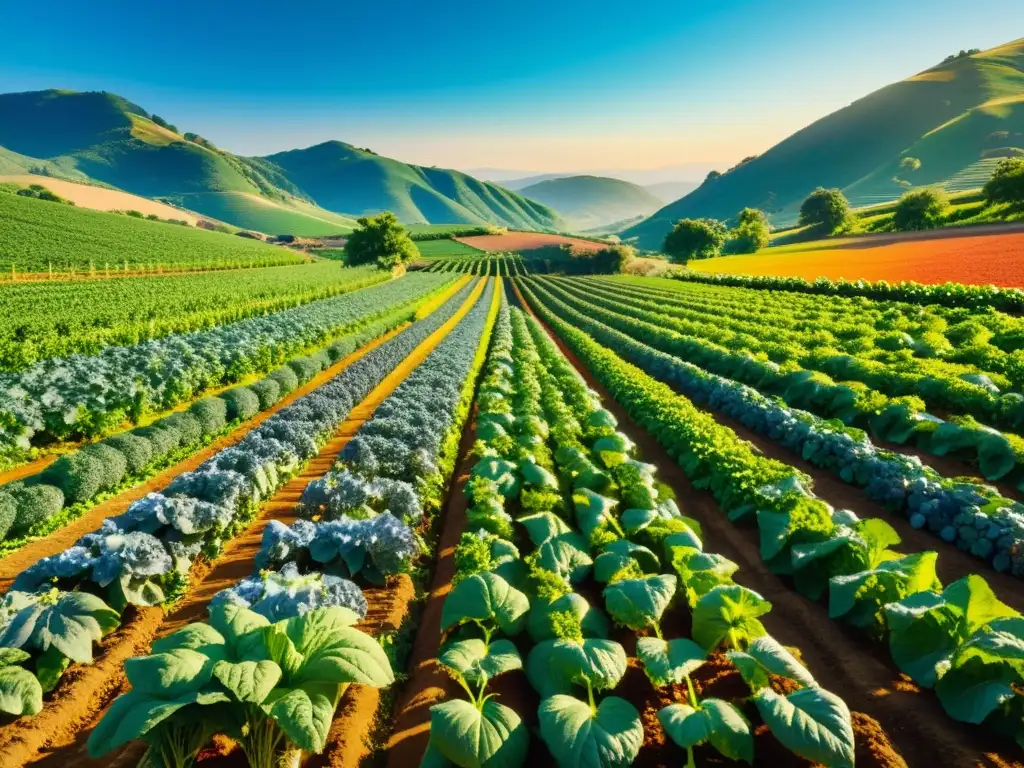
[[213, 659, 282, 703], [124, 648, 215, 698], [283, 609, 394, 687], [519, 513, 571, 547], [526, 640, 576, 698], [573, 490, 618, 538], [670, 547, 738, 603], [636, 637, 705, 687], [935, 653, 1020, 724], [0, 591, 121, 665], [152, 623, 227, 659], [430, 698, 529, 768], [261, 681, 336, 753], [87, 689, 229, 757], [419, 742, 455, 768], [441, 573, 530, 636], [259, 624, 305, 677], [658, 699, 753, 763], [536, 534, 593, 584], [883, 589, 962, 688], [549, 638, 627, 692], [754, 687, 854, 768], [603, 574, 676, 632], [726, 635, 816, 690], [692, 585, 771, 653], [527, 593, 609, 643], [538, 694, 643, 768], [829, 552, 940, 631], [0, 647, 30, 667], [593, 540, 659, 583], [35, 645, 70, 693], [208, 601, 270, 648], [438, 639, 522, 687], [0, 665, 43, 717]]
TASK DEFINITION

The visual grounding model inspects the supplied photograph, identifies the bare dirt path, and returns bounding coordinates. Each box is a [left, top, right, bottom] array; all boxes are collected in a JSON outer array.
[[511, 279, 1022, 768]]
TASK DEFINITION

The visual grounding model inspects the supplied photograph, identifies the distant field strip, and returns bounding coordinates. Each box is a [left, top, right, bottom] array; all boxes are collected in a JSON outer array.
[[694, 229, 1024, 287], [453, 231, 606, 252]]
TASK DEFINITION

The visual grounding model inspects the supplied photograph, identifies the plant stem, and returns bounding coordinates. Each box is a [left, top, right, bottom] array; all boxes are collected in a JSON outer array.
[[685, 674, 699, 709], [686, 746, 696, 768], [586, 680, 597, 714], [728, 627, 740, 651], [651, 621, 664, 641]]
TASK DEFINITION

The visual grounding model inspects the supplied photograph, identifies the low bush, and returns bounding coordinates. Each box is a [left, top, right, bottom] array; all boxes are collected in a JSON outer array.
[[222, 387, 260, 421], [188, 397, 228, 435], [41, 444, 128, 505], [133, 424, 181, 462], [102, 433, 154, 475], [893, 188, 950, 231], [249, 379, 282, 410], [162, 412, 202, 447], [269, 366, 299, 395], [0, 492, 16, 539], [7, 483, 64, 536], [287, 356, 321, 384], [327, 337, 358, 363]]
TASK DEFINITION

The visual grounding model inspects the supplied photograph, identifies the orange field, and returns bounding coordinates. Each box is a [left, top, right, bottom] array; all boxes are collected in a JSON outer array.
[[693, 230, 1024, 287], [454, 232, 606, 252]]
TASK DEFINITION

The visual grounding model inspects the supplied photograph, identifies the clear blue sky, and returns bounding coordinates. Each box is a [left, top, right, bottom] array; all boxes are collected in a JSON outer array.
[[1, 0, 1021, 173]]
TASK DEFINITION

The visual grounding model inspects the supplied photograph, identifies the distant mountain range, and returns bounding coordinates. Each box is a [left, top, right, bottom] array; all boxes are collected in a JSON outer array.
[[624, 37, 1024, 249], [517, 175, 663, 230], [0, 89, 563, 235]]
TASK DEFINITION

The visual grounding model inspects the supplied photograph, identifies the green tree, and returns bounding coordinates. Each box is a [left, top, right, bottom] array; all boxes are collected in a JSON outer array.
[[344, 212, 420, 269], [983, 157, 1024, 204], [899, 157, 922, 172], [663, 218, 728, 263], [893, 188, 949, 231], [798, 188, 851, 234], [726, 208, 771, 254]]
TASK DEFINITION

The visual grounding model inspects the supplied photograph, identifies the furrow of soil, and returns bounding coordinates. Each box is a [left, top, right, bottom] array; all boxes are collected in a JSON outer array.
[[383, 410, 476, 768], [4, 279, 486, 768], [512, 279, 1023, 768]]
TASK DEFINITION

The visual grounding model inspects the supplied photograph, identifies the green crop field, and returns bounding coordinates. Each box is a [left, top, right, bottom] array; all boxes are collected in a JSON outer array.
[[0, 187, 303, 272], [414, 238, 485, 258]]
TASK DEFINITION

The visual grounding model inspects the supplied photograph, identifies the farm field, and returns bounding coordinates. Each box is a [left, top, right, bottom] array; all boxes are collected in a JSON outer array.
[[692, 227, 1024, 287], [454, 231, 609, 252], [0, 259, 1021, 768], [414, 238, 486, 258], [0, 189, 302, 273]]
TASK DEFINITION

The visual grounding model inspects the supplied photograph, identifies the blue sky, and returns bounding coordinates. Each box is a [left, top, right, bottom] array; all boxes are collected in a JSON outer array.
[[2, 0, 1022, 174]]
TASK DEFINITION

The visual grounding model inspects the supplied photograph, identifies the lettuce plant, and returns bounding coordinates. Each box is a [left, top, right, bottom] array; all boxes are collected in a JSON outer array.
[[88, 603, 393, 768], [0, 588, 119, 693]]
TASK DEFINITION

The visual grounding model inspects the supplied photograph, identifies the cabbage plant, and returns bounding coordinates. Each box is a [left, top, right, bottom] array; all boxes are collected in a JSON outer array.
[[88, 603, 393, 768]]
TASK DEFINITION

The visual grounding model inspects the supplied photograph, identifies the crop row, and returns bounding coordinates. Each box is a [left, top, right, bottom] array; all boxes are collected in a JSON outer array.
[[423, 299, 864, 767], [424, 253, 525, 277], [0, 272, 452, 461], [567, 276, 1024, 428], [668, 267, 1024, 313], [0, 280, 478, 721], [82, 278, 500, 767], [0, 262, 388, 370], [519, 278, 1024, 749], [0, 285, 437, 557], [525, 277, 1024, 575], [540, 276, 1024, 488]]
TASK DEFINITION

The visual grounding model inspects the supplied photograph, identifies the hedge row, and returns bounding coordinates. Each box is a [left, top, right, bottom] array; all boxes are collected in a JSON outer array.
[[0, 317, 403, 542]]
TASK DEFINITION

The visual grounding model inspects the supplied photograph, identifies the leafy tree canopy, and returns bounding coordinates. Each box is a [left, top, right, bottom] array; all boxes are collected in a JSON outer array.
[[893, 187, 949, 231], [345, 212, 420, 269], [663, 218, 728, 263], [983, 157, 1024, 204], [798, 188, 851, 234]]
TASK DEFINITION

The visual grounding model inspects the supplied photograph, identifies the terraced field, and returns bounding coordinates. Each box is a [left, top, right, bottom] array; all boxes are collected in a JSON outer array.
[[1, 264, 1023, 768]]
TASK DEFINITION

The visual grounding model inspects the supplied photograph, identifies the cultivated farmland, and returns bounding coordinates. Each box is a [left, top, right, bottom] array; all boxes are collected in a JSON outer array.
[[454, 231, 610, 252], [692, 227, 1024, 287], [0, 256, 1023, 768]]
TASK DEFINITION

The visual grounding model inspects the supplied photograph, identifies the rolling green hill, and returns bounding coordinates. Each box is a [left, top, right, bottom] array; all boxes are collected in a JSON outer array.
[[517, 175, 662, 230], [0, 89, 563, 234], [261, 141, 563, 230], [624, 38, 1024, 249]]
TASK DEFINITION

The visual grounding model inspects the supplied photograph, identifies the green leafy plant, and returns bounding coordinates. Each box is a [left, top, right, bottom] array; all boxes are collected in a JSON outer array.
[[88, 603, 394, 768]]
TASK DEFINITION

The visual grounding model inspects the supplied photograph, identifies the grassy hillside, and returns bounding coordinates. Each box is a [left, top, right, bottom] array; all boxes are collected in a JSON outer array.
[[0, 89, 561, 234], [0, 186, 301, 271], [518, 175, 662, 229], [624, 38, 1024, 249], [262, 141, 564, 230]]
